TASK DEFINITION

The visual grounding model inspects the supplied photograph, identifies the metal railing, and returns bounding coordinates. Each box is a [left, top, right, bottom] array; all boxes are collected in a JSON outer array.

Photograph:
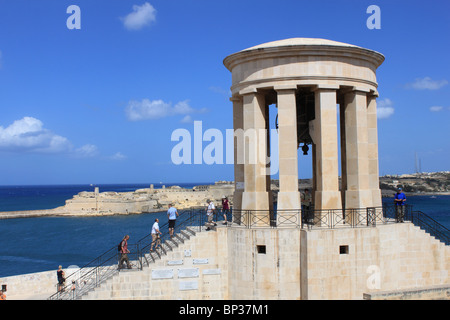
[[409, 210, 449, 245], [227, 207, 387, 229], [49, 204, 449, 300], [48, 208, 206, 300], [383, 204, 449, 245]]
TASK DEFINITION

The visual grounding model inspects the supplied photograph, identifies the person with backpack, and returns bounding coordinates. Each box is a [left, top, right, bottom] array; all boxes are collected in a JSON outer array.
[[118, 235, 132, 270]]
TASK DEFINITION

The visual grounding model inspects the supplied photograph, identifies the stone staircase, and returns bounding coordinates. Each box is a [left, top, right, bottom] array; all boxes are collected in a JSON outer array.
[[81, 225, 227, 300]]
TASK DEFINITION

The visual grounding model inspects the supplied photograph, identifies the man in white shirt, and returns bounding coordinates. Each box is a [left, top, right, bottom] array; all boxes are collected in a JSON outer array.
[[206, 199, 217, 231], [150, 218, 162, 251]]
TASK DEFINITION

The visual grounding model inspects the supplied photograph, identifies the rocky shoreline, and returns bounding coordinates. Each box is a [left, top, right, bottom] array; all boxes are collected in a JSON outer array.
[[1, 172, 448, 219]]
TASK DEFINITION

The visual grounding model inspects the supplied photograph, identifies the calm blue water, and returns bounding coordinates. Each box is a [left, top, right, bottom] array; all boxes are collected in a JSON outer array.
[[0, 185, 448, 278]]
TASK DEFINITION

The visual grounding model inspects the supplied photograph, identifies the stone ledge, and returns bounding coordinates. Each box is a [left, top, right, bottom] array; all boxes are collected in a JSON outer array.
[[363, 284, 450, 300]]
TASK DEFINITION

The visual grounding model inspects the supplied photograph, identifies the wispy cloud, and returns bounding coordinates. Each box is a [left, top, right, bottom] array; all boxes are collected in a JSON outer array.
[[406, 77, 448, 90], [121, 2, 156, 30], [125, 99, 207, 121], [109, 152, 127, 160], [180, 115, 193, 123], [74, 144, 99, 158], [430, 106, 444, 112], [377, 98, 395, 119]]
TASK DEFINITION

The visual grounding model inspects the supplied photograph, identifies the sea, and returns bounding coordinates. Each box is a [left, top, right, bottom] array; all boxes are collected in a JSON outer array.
[[0, 184, 449, 278]]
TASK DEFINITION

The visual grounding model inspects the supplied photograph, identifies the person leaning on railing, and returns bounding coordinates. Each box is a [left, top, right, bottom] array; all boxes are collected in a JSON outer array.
[[394, 188, 406, 222]]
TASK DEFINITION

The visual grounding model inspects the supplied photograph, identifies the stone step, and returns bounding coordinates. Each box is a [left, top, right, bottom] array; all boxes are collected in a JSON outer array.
[[82, 228, 207, 300]]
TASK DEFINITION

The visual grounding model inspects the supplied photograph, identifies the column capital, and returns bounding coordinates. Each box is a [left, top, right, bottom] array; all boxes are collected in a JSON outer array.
[[230, 95, 243, 102], [368, 89, 379, 98], [239, 87, 258, 96], [341, 86, 371, 95], [274, 84, 298, 92], [312, 84, 340, 92]]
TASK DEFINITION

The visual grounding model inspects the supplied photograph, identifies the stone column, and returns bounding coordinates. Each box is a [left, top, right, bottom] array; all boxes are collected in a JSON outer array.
[[310, 86, 342, 210], [367, 92, 382, 208], [275, 87, 301, 225], [343, 88, 372, 210], [240, 91, 270, 219], [231, 96, 244, 217]]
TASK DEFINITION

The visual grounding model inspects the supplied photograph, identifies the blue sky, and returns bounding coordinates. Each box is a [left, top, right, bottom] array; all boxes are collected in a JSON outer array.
[[0, 0, 449, 185]]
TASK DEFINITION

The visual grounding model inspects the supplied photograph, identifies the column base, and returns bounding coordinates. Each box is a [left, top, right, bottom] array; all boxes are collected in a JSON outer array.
[[371, 188, 382, 207], [314, 191, 342, 210], [241, 191, 270, 226], [344, 189, 373, 226], [276, 191, 301, 227], [276, 191, 301, 211], [232, 190, 243, 225], [344, 189, 373, 209], [241, 191, 270, 211]]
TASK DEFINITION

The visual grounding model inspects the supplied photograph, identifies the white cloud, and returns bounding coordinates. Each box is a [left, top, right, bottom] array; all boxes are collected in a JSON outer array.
[[0, 117, 106, 159], [125, 99, 207, 121], [0, 117, 72, 153], [377, 98, 395, 119], [430, 106, 444, 112], [121, 2, 156, 30], [180, 115, 193, 123], [406, 77, 448, 90], [109, 152, 127, 160], [74, 144, 99, 158]]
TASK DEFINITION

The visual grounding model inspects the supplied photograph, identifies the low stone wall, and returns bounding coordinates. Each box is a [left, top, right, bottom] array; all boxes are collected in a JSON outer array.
[[0, 208, 66, 219], [363, 284, 450, 300], [2, 222, 449, 300], [0, 270, 57, 299]]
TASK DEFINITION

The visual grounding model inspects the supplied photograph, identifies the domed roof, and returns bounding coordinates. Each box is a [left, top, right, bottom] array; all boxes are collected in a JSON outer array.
[[223, 38, 384, 71], [242, 38, 359, 52]]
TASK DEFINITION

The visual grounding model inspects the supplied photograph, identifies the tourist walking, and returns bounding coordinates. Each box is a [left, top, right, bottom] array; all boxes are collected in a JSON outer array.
[[167, 203, 179, 238], [205, 199, 217, 231], [0, 289, 6, 300], [222, 196, 230, 225], [57, 265, 65, 292], [118, 235, 132, 270], [150, 218, 162, 252], [394, 188, 406, 222]]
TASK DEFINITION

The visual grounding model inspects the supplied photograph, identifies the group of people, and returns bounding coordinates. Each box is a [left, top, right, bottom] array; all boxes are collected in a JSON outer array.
[[131, 197, 230, 259], [55, 189, 408, 291]]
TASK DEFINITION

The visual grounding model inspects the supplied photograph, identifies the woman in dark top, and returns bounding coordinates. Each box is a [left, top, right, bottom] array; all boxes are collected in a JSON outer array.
[[57, 265, 65, 292]]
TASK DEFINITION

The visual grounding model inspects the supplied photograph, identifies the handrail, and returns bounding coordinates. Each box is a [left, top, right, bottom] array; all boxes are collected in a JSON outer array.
[[229, 207, 386, 229], [409, 210, 449, 245], [48, 204, 448, 300], [48, 208, 206, 300]]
